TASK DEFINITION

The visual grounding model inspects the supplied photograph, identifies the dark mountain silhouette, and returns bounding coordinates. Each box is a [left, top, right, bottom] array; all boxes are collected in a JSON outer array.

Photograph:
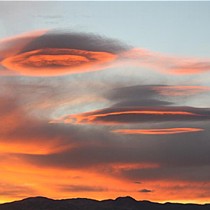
[[0, 196, 209, 210]]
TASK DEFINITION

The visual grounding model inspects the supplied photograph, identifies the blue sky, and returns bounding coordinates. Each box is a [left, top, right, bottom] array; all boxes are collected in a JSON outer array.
[[1, 2, 210, 56]]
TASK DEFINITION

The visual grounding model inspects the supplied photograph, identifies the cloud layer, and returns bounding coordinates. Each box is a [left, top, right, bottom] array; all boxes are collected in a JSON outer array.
[[0, 30, 128, 76], [1, 29, 210, 203], [1, 30, 210, 77], [52, 106, 210, 125]]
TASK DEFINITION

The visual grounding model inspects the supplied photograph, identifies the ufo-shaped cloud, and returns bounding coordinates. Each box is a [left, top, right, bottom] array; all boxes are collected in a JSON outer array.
[[0, 30, 128, 76]]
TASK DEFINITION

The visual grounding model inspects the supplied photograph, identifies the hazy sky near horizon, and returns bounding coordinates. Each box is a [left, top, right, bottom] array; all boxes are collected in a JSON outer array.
[[1, 1, 210, 204]]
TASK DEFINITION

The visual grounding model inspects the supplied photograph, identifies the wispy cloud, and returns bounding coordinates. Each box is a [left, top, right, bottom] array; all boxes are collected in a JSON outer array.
[[57, 184, 107, 192], [152, 86, 210, 96], [0, 183, 35, 199], [112, 128, 203, 135], [120, 48, 210, 75]]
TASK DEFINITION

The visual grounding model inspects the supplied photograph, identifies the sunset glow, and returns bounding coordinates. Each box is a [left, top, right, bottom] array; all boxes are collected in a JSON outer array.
[[2, 48, 117, 76], [113, 127, 204, 135], [52, 109, 205, 125], [1, 1, 210, 205]]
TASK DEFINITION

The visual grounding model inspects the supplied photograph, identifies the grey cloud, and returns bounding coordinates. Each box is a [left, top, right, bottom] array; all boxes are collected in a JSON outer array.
[[2, 94, 210, 184], [134, 181, 142, 184], [0, 94, 121, 149], [105, 84, 210, 108], [21, 30, 129, 54], [112, 99, 172, 107], [0, 183, 35, 197], [14, 122, 210, 183], [2, 78, 210, 186], [68, 106, 210, 124], [17, 124, 210, 167], [106, 85, 172, 107], [138, 189, 153, 193], [107, 85, 160, 101], [120, 165, 210, 182], [66, 84, 210, 125], [0, 95, 88, 146], [58, 185, 106, 192], [0, 30, 130, 77]]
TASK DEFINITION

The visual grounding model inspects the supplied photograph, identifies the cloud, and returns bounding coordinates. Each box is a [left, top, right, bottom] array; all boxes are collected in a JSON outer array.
[[3, 86, 210, 200], [1, 30, 210, 77], [2, 48, 117, 76], [106, 85, 173, 107], [134, 181, 142, 184], [17, 123, 210, 170], [0, 30, 128, 76], [112, 128, 204, 135], [152, 86, 210, 97], [0, 30, 47, 61], [104, 84, 210, 109], [57, 185, 106, 192], [170, 62, 210, 74], [21, 30, 127, 54], [106, 84, 210, 100], [120, 165, 210, 182], [121, 48, 210, 75], [51, 84, 210, 126], [52, 106, 210, 125], [1, 28, 210, 203], [0, 183, 35, 198], [13, 111, 210, 187], [0, 95, 81, 155], [7, 81, 206, 185], [138, 189, 153, 193]]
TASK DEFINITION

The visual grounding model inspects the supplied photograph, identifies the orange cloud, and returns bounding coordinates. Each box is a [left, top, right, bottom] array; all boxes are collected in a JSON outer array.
[[0, 139, 73, 155], [51, 109, 202, 125], [2, 152, 210, 204], [0, 97, 74, 155], [0, 156, 138, 203], [2, 48, 116, 76], [0, 30, 47, 59], [1, 30, 210, 76], [110, 163, 160, 170], [0, 30, 127, 76], [170, 62, 210, 74], [152, 86, 210, 96], [112, 128, 204, 135], [1, 30, 210, 205], [120, 48, 210, 75]]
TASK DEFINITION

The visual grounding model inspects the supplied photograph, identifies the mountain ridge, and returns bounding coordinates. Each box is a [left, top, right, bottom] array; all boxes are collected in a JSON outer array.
[[0, 196, 209, 210]]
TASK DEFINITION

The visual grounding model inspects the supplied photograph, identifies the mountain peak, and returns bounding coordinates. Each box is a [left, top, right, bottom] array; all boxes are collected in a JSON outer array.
[[114, 196, 138, 207], [115, 196, 137, 202], [23, 196, 51, 201]]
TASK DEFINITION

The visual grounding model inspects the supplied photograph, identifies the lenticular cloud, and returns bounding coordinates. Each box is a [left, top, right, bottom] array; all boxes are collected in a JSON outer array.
[[1, 29, 210, 77], [0, 30, 128, 76]]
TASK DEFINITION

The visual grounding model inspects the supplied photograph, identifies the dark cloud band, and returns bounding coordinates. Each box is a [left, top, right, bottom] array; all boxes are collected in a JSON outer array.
[[52, 106, 210, 125]]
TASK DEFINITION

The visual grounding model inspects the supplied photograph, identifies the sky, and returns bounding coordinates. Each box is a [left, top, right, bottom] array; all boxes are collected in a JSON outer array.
[[0, 1, 210, 204]]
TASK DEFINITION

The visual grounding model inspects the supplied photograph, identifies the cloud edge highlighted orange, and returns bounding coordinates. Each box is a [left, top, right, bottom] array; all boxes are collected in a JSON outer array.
[[112, 128, 204, 135]]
